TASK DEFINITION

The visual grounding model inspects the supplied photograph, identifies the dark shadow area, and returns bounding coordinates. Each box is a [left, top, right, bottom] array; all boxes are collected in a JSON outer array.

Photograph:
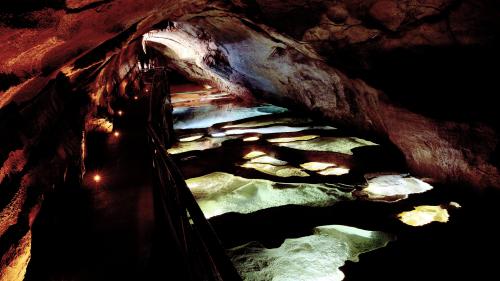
[[329, 44, 500, 126], [26, 98, 154, 281]]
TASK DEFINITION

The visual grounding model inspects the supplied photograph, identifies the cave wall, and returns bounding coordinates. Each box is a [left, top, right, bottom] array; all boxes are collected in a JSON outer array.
[[257, 0, 500, 124], [144, 10, 499, 189], [0, 1, 158, 277], [0, 74, 85, 281]]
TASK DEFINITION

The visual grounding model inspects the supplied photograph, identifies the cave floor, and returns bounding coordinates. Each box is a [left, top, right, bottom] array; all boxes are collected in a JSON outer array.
[[169, 85, 500, 280]]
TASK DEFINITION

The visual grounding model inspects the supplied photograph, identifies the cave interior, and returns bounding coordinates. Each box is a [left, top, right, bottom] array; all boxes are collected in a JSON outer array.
[[1, 1, 500, 281]]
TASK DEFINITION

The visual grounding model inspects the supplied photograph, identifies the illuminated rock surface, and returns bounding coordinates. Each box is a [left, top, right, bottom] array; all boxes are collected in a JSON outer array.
[[228, 225, 393, 281], [318, 167, 350, 176], [398, 205, 450, 226], [0, 231, 31, 281], [167, 137, 229, 154], [243, 136, 259, 142], [268, 135, 319, 143], [179, 135, 204, 142], [243, 151, 267, 159], [186, 172, 352, 218], [224, 125, 333, 136], [362, 174, 433, 201], [223, 117, 312, 129], [300, 162, 337, 171], [241, 163, 310, 178], [170, 94, 439, 280], [276, 137, 377, 155], [249, 156, 288, 166]]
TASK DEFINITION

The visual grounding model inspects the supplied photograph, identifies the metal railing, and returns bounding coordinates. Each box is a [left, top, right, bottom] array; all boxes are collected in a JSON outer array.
[[145, 69, 241, 281]]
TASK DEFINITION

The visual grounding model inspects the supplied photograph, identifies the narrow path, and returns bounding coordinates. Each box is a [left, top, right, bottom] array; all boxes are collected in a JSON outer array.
[[26, 99, 154, 281]]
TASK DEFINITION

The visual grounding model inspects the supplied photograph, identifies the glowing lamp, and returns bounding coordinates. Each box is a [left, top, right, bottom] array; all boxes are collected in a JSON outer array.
[[93, 174, 101, 183]]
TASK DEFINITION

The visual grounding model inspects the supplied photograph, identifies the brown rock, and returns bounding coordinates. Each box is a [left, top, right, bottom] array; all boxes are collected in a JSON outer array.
[[326, 4, 349, 23], [369, 0, 405, 31], [408, 0, 455, 20], [66, 0, 106, 10]]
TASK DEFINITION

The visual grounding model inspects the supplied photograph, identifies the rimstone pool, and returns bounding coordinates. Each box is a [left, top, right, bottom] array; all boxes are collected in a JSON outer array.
[[166, 87, 464, 281]]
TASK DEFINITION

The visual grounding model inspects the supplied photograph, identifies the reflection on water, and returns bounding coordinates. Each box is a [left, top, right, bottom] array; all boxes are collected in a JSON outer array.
[[173, 104, 287, 129], [228, 225, 393, 281]]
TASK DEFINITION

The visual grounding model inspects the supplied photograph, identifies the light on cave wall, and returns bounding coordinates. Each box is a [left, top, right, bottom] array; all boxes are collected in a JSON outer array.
[[93, 174, 102, 183], [142, 28, 200, 61], [0, 231, 32, 281], [86, 118, 113, 133]]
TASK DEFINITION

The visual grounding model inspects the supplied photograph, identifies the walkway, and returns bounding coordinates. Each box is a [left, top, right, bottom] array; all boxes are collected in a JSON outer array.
[[26, 98, 154, 281]]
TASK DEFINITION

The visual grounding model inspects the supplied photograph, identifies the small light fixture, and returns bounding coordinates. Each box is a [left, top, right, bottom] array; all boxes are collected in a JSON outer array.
[[117, 110, 123, 116], [113, 131, 120, 137], [133, 96, 139, 100], [93, 174, 101, 183]]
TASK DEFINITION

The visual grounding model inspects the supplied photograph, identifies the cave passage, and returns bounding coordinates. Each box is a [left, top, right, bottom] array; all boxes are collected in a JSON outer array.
[[26, 97, 155, 281]]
